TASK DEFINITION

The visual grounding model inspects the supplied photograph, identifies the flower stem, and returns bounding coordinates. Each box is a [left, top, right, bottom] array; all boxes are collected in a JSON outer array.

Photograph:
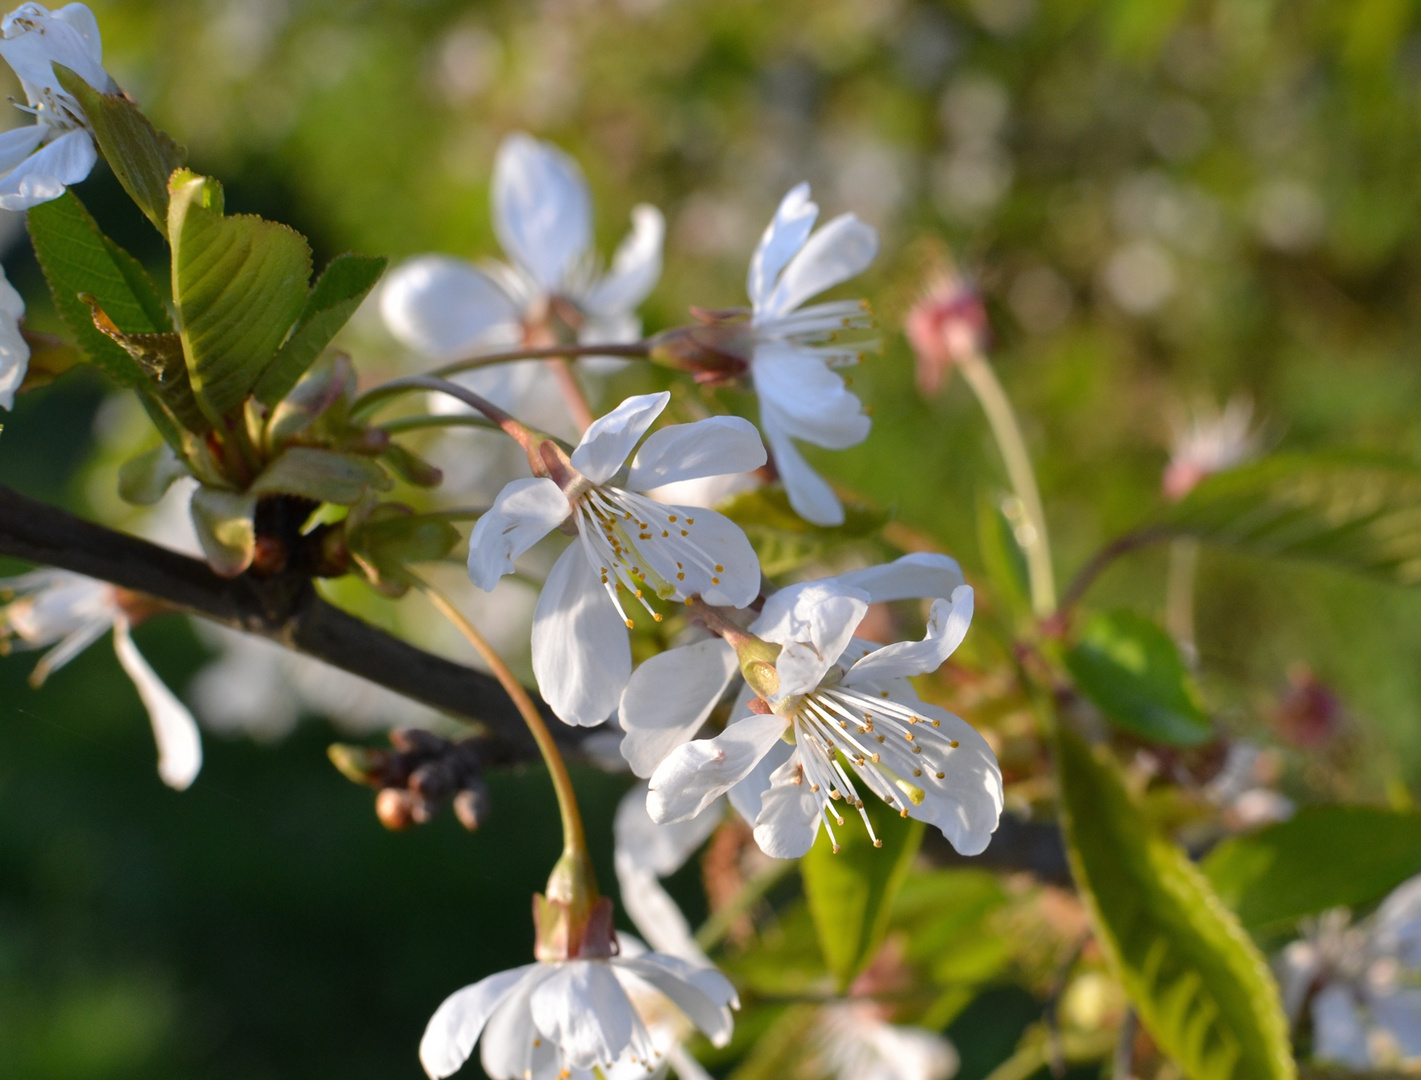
[[415, 580, 587, 858], [354, 375, 546, 459], [377, 414, 499, 435], [1165, 538, 1200, 667], [957, 349, 1057, 617], [429, 341, 649, 381]]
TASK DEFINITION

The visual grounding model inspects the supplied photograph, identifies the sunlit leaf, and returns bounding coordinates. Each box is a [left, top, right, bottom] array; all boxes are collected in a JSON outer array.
[[249, 447, 392, 505], [1056, 725, 1295, 1080]]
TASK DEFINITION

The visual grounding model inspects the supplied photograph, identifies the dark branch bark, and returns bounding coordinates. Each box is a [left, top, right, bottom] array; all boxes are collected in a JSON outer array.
[[0, 483, 589, 763]]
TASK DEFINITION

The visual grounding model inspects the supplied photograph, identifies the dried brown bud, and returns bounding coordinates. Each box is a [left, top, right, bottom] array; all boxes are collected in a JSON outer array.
[[454, 779, 491, 832], [375, 787, 419, 831], [1273, 664, 1343, 749]]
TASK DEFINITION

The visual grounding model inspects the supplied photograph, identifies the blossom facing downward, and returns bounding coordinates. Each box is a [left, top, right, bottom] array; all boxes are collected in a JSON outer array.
[[1278, 874, 1421, 1069], [904, 264, 988, 397], [1162, 395, 1261, 501], [419, 942, 738, 1080], [746, 183, 879, 527], [0, 263, 29, 409], [467, 391, 766, 726], [0, 570, 201, 789], [0, 3, 115, 210], [812, 1002, 959, 1080], [623, 553, 1003, 859]]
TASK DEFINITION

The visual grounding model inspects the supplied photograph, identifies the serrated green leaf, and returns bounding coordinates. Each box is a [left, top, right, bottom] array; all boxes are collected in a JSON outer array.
[[53, 65, 185, 235], [1160, 455, 1421, 586], [27, 191, 169, 386], [190, 486, 256, 578], [1055, 725, 1295, 1080], [250, 447, 392, 505], [84, 299, 207, 434], [1065, 610, 1213, 747], [168, 170, 312, 422], [800, 795, 924, 992], [1203, 806, 1421, 934], [253, 253, 386, 406]]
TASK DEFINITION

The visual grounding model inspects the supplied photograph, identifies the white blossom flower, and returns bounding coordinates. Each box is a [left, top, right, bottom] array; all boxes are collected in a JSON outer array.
[[0, 2, 115, 210], [745, 183, 878, 527], [1162, 395, 1261, 501], [811, 1002, 959, 1080], [0, 261, 29, 409], [1278, 874, 1421, 1068], [419, 944, 737, 1080], [0, 569, 201, 789], [622, 553, 1003, 859], [467, 390, 766, 727], [380, 132, 664, 434]]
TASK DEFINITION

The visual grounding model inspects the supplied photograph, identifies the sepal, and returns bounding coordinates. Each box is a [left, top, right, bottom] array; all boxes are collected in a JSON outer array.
[[190, 486, 257, 577]]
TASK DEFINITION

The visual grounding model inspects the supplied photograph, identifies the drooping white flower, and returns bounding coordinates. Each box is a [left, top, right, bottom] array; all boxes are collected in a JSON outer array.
[[0, 262, 29, 409], [0, 569, 201, 789], [0, 3, 115, 210], [1162, 395, 1261, 501], [380, 132, 664, 433], [622, 553, 1003, 859], [467, 391, 766, 727], [811, 1002, 959, 1080], [746, 183, 878, 527], [1278, 874, 1421, 1069], [419, 945, 738, 1080]]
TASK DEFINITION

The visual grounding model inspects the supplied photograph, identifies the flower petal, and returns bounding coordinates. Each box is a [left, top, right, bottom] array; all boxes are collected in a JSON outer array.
[[762, 212, 878, 321], [380, 255, 521, 360], [493, 132, 592, 292], [845, 586, 973, 683], [627, 415, 766, 493], [752, 755, 823, 859], [532, 544, 630, 726], [747, 183, 817, 312], [530, 960, 634, 1069], [833, 552, 966, 605], [753, 342, 870, 450], [1311, 984, 1370, 1068], [632, 503, 760, 608], [467, 477, 568, 591], [614, 954, 738, 1046], [751, 580, 868, 697], [899, 700, 1003, 856], [0, 3, 110, 96], [0, 269, 30, 411], [571, 392, 669, 483], [619, 638, 739, 777], [0, 127, 95, 210], [648, 712, 788, 823], [111, 617, 202, 790], [420, 964, 537, 1080], [480, 964, 559, 1080], [583, 203, 664, 317], [0, 124, 44, 174], [763, 425, 845, 527], [615, 780, 725, 878]]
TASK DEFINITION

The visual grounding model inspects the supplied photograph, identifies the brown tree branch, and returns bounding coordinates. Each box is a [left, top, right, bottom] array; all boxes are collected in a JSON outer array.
[[0, 483, 591, 764]]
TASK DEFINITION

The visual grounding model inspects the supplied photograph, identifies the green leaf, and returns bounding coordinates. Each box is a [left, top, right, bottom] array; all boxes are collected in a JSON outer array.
[[1203, 806, 1421, 934], [1055, 725, 1295, 1080], [347, 506, 460, 595], [168, 170, 312, 422], [250, 447, 392, 505], [1064, 610, 1212, 747], [976, 490, 1031, 615], [253, 253, 386, 406], [84, 300, 207, 434], [27, 191, 170, 386], [1160, 454, 1421, 586], [800, 795, 924, 992], [53, 65, 185, 236], [190, 487, 256, 578]]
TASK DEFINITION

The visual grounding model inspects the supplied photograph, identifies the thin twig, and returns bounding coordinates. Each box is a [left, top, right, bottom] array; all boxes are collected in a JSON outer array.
[[1055, 526, 1176, 618]]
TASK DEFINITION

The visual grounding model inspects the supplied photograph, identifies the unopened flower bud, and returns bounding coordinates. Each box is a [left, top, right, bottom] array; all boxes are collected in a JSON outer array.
[[905, 268, 989, 397], [409, 761, 455, 803], [1273, 664, 1344, 749], [376, 787, 420, 830]]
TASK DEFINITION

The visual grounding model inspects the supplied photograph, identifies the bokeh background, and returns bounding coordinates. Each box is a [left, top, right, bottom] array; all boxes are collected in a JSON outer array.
[[1, 0, 1419, 1075]]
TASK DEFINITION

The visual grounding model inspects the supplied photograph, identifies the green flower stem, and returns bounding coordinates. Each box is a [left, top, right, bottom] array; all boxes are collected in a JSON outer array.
[[1164, 537, 1200, 666], [355, 375, 546, 460], [416, 580, 587, 859], [694, 858, 795, 952], [957, 349, 1057, 617], [377, 414, 499, 435]]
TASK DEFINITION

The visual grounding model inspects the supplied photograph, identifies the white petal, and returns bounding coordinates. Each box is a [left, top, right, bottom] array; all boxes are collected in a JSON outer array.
[[727, 737, 792, 826], [1370, 872, 1421, 968], [665, 1045, 716, 1080], [647, 712, 788, 823], [762, 213, 878, 321], [467, 477, 568, 591], [111, 617, 202, 790], [633, 504, 760, 608], [627, 416, 767, 493], [899, 701, 1003, 856], [51, 4, 104, 65], [420, 965, 537, 1080], [833, 552, 966, 605], [583, 203, 664, 317], [0, 124, 44, 173], [764, 425, 844, 527], [532, 544, 630, 727], [493, 132, 592, 292], [0, 272, 29, 410], [752, 755, 822, 859], [845, 587, 973, 682], [751, 580, 868, 697], [614, 854, 713, 968], [619, 638, 738, 778], [1312, 984, 1371, 1068], [380, 256, 521, 360], [530, 960, 633, 1068], [0, 4, 109, 96], [571, 392, 669, 483], [1369, 987, 1421, 1059], [614, 954, 738, 1046], [753, 342, 870, 450], [0, 128, 95, 210], [615, 780, 724, 877], [480, 964, 559, 1080], [747, 183, 817, 312]]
